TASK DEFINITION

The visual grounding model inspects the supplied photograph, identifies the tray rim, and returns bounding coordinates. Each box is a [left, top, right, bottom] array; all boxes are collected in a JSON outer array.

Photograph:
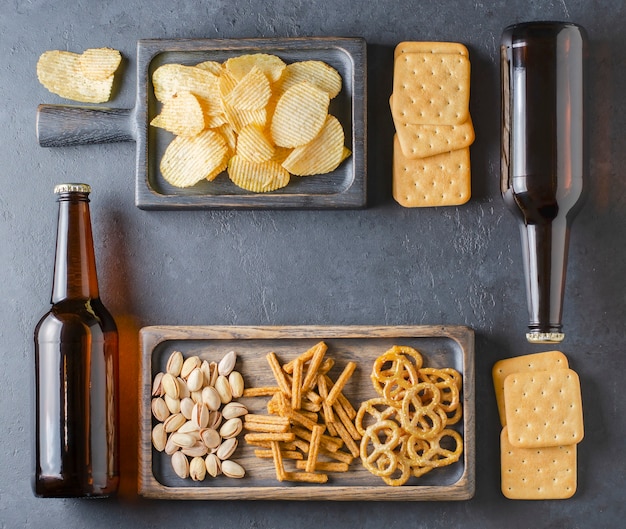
[[138, 324, 475, 501], [134, 36, 367, 210]]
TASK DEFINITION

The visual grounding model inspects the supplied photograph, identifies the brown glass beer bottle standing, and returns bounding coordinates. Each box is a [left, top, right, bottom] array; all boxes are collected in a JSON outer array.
[[501, 22, 587, 343], [34, 183, 119, 497]]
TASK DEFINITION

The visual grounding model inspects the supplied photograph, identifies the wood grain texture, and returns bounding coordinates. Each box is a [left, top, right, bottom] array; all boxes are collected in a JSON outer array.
[[138, 325, 475, 500], [36, 105, 135, 147]]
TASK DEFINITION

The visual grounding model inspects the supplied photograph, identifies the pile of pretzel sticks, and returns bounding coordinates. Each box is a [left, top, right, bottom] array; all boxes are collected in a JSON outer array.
[[242, 341, 360, 483]]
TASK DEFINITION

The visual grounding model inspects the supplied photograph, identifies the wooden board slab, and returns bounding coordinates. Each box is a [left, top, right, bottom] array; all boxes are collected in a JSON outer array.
[[138, 325, 474, 500]]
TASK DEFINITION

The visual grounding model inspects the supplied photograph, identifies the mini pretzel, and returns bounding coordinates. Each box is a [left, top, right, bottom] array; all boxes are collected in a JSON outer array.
[[371, 347, 420, 400], [408, 429, 463, 468], [401, 382, 448, 439], [360, 420, 403, 477], [418, 368, 460, 413], [355, 397, 401, 436]]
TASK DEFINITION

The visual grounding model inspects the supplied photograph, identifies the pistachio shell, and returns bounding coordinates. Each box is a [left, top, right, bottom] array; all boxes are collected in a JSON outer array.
[[151, 397, 170, 422], [187, 367, 204, 392], [181, 355, 201, 379], [215, 375, 232, 404], [163, 412, 186, 433], [202, 386, 222, 411], [151, 423, 167, 452], [151, 372, 164, 397], [166, 351, 184, 377], [221, 401, 248, 419], [200, 427, 221, 449], [164, 394, 181, 414], [172, 451, 189, 479], [170, 432, 197, 448], [161, 373, 179, 399], [205, 453, 221, 477], [221, 459, 245, 478], [189, 456, 207, 481], [219, 417, 242, 439], [228, 370, 244, 398], [180, 397, 195, 420], [177, 377, 191, 399], [218, 350, 237, 377], [192, 402, 210, 429], [216, 437, 238, 460], [182, 442, 208, 458]]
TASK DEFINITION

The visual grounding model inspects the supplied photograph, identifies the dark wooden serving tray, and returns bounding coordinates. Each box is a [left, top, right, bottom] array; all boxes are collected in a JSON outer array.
[[138, 325, 475, 501], [36, 37, 367, 210]]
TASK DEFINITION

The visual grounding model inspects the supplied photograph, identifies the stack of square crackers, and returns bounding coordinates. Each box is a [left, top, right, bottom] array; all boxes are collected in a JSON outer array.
[[492, 351, 584, 500], [390, 42, 474, 207]]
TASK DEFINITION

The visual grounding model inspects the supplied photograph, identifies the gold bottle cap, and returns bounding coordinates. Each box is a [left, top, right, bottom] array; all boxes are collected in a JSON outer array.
[[54, 183, 91, 194], [526, 331, 565, 344]]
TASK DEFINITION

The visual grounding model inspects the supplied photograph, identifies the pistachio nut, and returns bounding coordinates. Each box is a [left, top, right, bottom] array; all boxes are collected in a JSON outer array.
[[221, 401, 248, 420], [161, 373, 179, 400], [151, 423, 167, 452], [221, 459, 245, 479], [166, 350, 184, 377], [202, 386, 221, 411], [170, 432, 197, 449], [215, 375, 233, 404], [181, 355, 201, 379], [228, 370, 244, 398], [171, 451, 189, 479], [151, 372, 164, 397], [163, 412, 186, 433], [219, 417, 243, 439], [151, 397, 170, 422], [187, 367, 204, 392], [192, 402, 210, 429], [218, 350, 237, 377], [200, 427, 221, 449], [189, 456, 207, 481], [205, 453, 221, 477], [182, 441, 208, 458], [216, 437, 238, 460], [180, 396, 195, 420], [164, 394, 181, 414]]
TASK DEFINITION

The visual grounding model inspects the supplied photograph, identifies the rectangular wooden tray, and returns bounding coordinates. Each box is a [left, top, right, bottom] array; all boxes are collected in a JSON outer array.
[[135, 37, 367, 209], [138, 325, 475, 500]]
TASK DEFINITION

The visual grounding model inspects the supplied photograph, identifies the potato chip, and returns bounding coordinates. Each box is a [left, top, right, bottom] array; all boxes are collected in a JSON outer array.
[[160, 130, 228, 188], [194, 60, 223, 75], [224, 65, 271, 111], [225, 53, 286, 83], [79, 48, 122, 81], [227, 155, 290, 192], [150, 91, 205, 137], [223, 103, 267, 133], [236, 124, 275, 163], [152, 63, 222, 115], [270, 81, 330, 148], [282, 115, 345, 176], [37, 50, 115, 103], [277, 60, 342, 98]]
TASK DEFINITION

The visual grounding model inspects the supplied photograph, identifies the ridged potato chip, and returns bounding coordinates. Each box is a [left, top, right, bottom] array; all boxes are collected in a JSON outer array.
[[224, 65, 271, 111], [225, 53, 286, 83], [282, 115, 345, 176], [236, 124, 275, 163], [194, 60, 223, 75], [228, 155, 290, 192], [150, 91, 205, 137], [160, 130, 228, 188], [152, 63, 222, 115], [277, 60, 342, 99], [37, 50, 116, 103], [79, 48, 122, 81], [270, 81, 330, 148]]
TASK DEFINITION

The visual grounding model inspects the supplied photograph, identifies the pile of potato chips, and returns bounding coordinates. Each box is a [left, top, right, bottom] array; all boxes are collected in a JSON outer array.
[[150, 53, 351, 192]]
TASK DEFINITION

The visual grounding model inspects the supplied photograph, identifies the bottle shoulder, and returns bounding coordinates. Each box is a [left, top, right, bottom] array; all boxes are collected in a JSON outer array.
[[35, 298, 117, 340]]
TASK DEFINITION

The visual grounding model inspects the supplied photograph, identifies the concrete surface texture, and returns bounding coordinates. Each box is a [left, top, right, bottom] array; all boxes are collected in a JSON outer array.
[[1, 0, 625, 527]]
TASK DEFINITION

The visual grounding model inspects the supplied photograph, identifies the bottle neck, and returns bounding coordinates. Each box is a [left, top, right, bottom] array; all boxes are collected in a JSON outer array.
[[51, 192, 100, 303]]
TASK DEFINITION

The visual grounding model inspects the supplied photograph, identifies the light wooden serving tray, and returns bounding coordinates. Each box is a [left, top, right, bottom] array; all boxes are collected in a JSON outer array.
[[138, 325, 475, 500]]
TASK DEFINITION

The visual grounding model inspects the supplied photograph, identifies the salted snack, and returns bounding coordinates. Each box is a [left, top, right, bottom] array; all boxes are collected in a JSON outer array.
[[151, 350, 248, 481], [37, 47, 121, 103], [492, 351, 583, 499], [242, 341, 360, 483], [358, 345, 463, 486], [390, 41, 474, 207], [492, 350, 569, 426], [150, 53, 351, 191]]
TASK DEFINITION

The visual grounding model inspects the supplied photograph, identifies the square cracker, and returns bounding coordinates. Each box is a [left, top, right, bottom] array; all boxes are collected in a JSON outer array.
[[501, 427, 577, 500], [492, 351, 569, 427], [394, 41, 469, 59], [392, 135, 470, 207], [504, 368, 584, 448], [392, 52, 470, 125], [390, 95, 475, 158]]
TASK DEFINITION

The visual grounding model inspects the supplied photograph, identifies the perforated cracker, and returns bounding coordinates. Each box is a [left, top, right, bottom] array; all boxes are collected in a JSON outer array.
[[504, 368, 584, 449], [501, 427, 577, 500], [394, 41, 469, 59], [492, 351, 569, 427], [391, 98, 475, 158], [392, 135, 470, 207], [392, 52, 470, 125]]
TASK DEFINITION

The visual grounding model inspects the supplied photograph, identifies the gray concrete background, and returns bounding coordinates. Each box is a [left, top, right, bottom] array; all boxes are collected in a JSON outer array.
[[2, 0, 625, 527]]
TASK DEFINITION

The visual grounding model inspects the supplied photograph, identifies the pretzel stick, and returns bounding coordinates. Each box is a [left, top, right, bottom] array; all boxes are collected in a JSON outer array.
[[266, 352, 292, 397], [301, 342, 327, 392], [291, 358, 303, 409], [326, 361, 356, 406]]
